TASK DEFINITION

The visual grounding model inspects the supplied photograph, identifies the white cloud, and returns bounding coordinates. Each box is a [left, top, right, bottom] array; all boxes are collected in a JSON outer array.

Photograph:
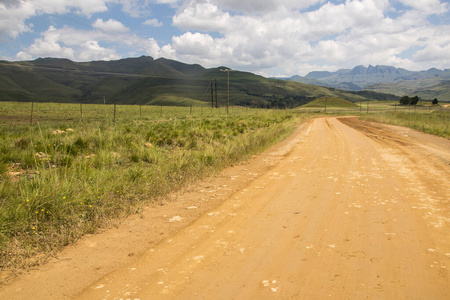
[[32, 0, 109, 16], [172, 31, 215, 55], [16, 24, 161, 61], [213, 0, 326, 14], [78, 40, 121, 61], [0, 1, 35, 37], [164, 0, 450, 75], [414, 43, 450, 62], [16, 26, 76, 60], [143, 18, 163, 27], [92, 18, 129, 33], [398, 0, 448, 14], [0, 0, 110, 38], [173, 2, 230, 32], [118, 0, 152, 17]]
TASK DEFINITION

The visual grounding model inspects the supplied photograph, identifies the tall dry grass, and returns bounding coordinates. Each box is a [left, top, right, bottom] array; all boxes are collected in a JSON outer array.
[[0, 103, 309, 272]]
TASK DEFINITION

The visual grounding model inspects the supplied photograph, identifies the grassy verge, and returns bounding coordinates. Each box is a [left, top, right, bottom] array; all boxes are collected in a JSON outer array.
[[360, 110, 450, 138], [0, 104, 310, 272], [302, 96, 358, 108]]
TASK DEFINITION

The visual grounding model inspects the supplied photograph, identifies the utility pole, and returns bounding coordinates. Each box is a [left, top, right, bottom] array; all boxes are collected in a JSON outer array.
[[214, 79, 218, 108], [220, 69, 233, 114], [210, 80, 214, 108]]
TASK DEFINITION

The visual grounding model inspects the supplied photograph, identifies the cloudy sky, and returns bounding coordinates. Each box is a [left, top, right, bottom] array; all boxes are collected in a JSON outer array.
[[1, 0, 449, 76]]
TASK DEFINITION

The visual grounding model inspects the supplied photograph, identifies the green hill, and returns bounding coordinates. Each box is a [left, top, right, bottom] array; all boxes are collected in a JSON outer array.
[[0, 56, 398, 107], [302, 97, 359, 108], [365, 79, 450, 102]]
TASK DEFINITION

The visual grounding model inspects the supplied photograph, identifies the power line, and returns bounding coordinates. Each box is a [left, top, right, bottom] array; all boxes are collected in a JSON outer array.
[[0, 61, 214, 81], [21, 1, 93, 30]]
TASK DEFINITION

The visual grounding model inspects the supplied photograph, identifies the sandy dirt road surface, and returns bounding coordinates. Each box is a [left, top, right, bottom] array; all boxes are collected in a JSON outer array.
[[1, 117, 449, 299]]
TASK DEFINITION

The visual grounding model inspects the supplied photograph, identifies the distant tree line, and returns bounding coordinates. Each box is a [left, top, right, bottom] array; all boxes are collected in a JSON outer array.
[[348, 90, 400, 101], [399, 95, 420, 105], [237, 94, 316, 109]]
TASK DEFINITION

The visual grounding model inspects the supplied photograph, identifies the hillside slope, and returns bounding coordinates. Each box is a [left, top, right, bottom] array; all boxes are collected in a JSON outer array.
[[280, 65, 450, 101], [0, 57, 398, 107]]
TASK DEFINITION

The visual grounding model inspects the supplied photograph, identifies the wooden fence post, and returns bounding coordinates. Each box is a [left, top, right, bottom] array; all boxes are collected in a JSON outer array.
[[113, 103, 117, 124], [30, 102, 34, 124]]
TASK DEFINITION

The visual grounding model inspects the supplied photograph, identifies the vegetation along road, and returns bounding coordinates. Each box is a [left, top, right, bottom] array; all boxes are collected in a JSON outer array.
[[1, 117, 449, 299]]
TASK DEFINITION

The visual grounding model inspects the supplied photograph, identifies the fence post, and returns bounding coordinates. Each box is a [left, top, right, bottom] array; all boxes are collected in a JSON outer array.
[[113, 103, 117, 124], [30, 102, 34, 124]]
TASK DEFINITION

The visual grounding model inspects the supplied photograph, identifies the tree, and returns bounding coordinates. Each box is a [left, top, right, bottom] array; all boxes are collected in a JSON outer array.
[[399, 96, 411, 105], [400, 95, 420, 105], [432, 98, 439, 105]]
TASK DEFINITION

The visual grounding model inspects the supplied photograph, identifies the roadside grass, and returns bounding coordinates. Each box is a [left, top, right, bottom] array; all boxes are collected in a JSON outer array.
[[360, 110, 450, 138], [0, 102, 310, 273], [302, 97, 358, 108]]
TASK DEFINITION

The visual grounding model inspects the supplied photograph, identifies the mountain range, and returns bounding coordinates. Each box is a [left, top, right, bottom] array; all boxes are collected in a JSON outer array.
[[280, 65, 450, 101], [0, 56, 401, 107]]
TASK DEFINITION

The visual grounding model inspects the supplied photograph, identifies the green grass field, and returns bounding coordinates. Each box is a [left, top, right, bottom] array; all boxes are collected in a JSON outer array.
[[302, 97, 358, 108], [355, 101, 450, 138], [0, 101, 310, 272], [361, 110, 450, 138]]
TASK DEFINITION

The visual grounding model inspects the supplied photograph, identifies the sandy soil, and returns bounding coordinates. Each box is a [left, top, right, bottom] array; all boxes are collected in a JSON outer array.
[[1, 117, 449, 299]]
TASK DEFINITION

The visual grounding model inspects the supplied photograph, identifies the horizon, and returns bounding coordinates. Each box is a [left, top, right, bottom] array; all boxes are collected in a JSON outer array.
[[2, 55, 448, 79]]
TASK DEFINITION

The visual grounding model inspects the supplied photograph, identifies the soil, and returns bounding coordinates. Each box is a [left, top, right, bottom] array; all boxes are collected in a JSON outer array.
[[1, 117, 449, 299]]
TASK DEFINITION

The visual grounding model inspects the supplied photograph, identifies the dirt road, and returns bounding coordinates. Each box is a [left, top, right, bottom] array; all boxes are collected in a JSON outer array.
[[1, 117, 449, 299]]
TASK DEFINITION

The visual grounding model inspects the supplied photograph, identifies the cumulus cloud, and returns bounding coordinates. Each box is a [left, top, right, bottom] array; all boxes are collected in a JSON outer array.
[[16, 24, 161, 61], [172, 31, 215, 55], [92, 19, 129, 33], [173, 2, 231, 32], [165, 0, 450, 75], [399, 0, 448, 14], [0, 1, 35, 37], [16, 26, 76, 60], [213, 0, 326, 14], [143, 18, 163, 27], [78, 41, 120, 61], [28, 0, 109, 16], [414, 43, 450, 62], [118, 0, 152, 17], [0, 0, 109, 38]]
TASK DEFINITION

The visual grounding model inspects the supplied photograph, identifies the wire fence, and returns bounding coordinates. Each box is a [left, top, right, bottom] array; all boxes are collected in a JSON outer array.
[[0, 101, 448, 126], [0, 102, 258, 126]]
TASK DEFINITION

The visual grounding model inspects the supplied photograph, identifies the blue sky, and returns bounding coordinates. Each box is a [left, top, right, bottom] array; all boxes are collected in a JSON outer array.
[[1, 0, 449, 76]]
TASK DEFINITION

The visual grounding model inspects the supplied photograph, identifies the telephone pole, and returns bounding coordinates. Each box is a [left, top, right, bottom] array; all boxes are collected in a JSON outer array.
[[220, 69, 233, 114], [210, 80, 214, 108], [214, 78, 218, 108]]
